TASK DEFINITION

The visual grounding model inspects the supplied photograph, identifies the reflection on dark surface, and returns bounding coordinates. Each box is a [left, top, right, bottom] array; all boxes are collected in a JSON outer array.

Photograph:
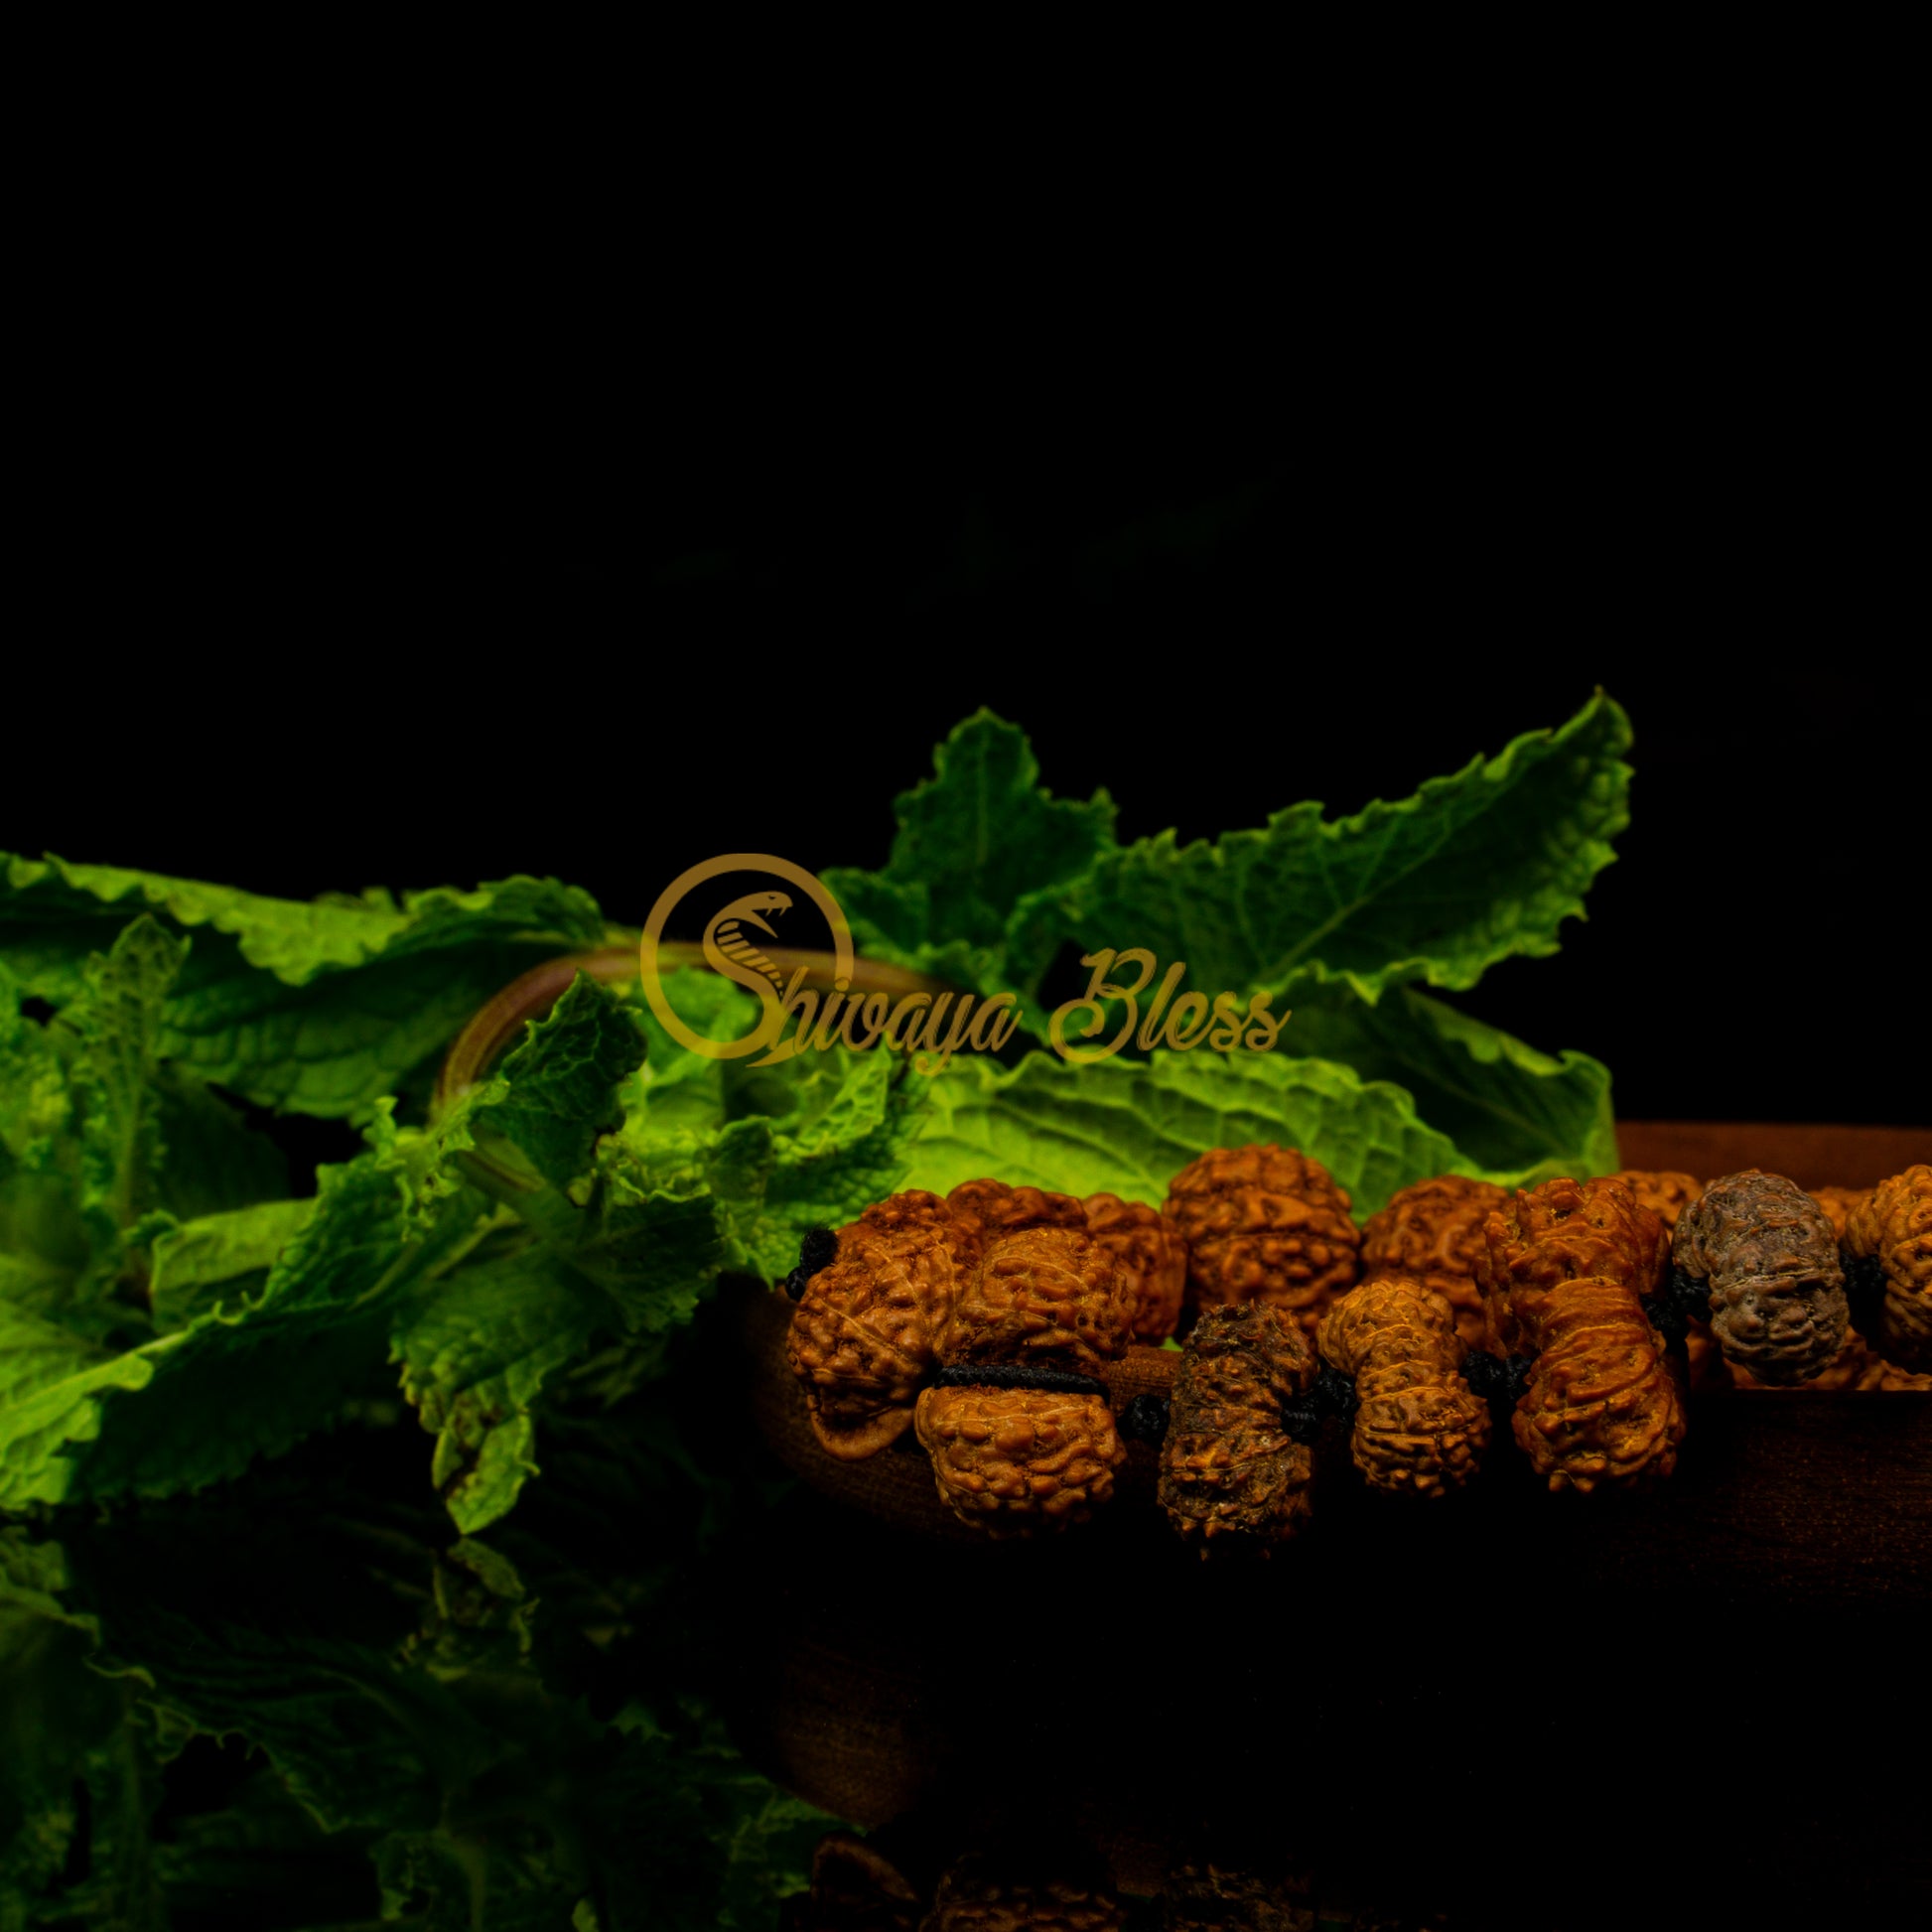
[[4, 1293, 1928, 1930], [0, 1376, 831, 1931], [783, 1828, 1448, 1930], [718, 1464, 1932, 1931]]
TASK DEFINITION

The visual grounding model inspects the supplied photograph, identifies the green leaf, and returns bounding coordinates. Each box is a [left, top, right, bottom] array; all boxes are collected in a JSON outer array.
[[1012, 692, 1632, 1012], [0, 1303, 161, 1511], [68, 917, 188, 1263], [39, 1726, 167, 1932], [0, 856, 608, 1120], [613, 1047, 926, 1285], [0, 971, 93, 1335], [630, 968, 758, 1138], [146, 1197, 316, 1332], [821, 710, 1116, 992], [480, 972, 648, 1191], [148, 1066, 289, 1221], [813, 700, 1630, 1068], [563, 1158, 729, 1327], [901, 1048, 1458, 1217], [393, 1251, 615, 1534], [1284, 983, 1620, 1181], [727, 1051, 927, 1279], [0, 967, 71, 1175], [95, 1609, 478, 1838], [0, 1534, 126, 1926], [604, 1702, 837, 1932], [0, 1149, 485, 1511], [901, 1046, 1561, 1223]]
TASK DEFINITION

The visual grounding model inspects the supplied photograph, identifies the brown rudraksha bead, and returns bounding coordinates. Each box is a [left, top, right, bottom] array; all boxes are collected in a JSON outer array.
[[1357, 1175, 1507, 1351], [1847, 1164, 1932, 1373], [1729, 1185, 1875, 1387], [786, 1190, 978, 1459], [1508, 1277, 1687, 1491], [1723, 1174, 1930, 1390], [798, 1832, 920, 1932], [1745, 1330, 1932, 1393], [1606, 1172, 1721, 1385], [1808, 1183, 1873, 1242], [1673, 1171, 1850, 1385], [922, 1858, 1125, 1932], [1613, 1170, 1706, 1231], [941, 1189, 1131, 1379], [1316, 1277, 1490, 1496], [913, 1385, 1125, 1538], [1083, 1191, 1187, 1342], [1160, 1863, 1316, 1931], [1164, 1145, 1361, 1334], [944, 1176, 1087, 1242], [1158, 1302, 1317, 1553], [1476, 1175, 1671, 1355]]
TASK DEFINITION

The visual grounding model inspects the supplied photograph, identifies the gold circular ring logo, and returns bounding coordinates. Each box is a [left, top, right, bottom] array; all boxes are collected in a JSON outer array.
[[639, 853, 853, 1063]]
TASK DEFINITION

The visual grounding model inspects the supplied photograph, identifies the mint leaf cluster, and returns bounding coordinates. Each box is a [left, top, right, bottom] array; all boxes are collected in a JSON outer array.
[[830, 696, 1628, 1187], [1, 1471, 830, 1930], [1, 700, 1634, 1926]]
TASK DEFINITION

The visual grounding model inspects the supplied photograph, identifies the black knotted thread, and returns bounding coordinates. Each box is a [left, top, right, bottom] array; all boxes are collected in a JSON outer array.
[[1842, 1247, 1887, 1341], [1118, 1392, 1172, 1445], [1275, 1364, 1362, 1444], [782, 1226, 839, 1303], [1644, 1265, 1714, 1347], [1462, 1347, 1536, 1409]]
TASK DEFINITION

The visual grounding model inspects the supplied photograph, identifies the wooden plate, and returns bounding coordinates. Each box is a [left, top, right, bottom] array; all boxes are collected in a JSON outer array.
[[741, 1121, 1931, 1580]]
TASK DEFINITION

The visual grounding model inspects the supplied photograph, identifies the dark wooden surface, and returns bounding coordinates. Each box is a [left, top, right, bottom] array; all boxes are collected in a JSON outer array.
[[743, 1285, 1932, 1599], [743, 1119, 1932, 1580], [1617, 1119, 1928, 1188]]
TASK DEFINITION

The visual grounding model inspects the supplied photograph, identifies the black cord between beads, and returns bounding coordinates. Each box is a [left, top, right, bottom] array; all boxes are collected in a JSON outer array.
[[1645, 1264, 1714, 1347], [1462, 1347, 1536, 1410], [1842, 1247, 1887, 1341], [1274, 1365, 1361, 1445], [782, 1226, 839, 1302], [1118, 1393, 1172, 1446]]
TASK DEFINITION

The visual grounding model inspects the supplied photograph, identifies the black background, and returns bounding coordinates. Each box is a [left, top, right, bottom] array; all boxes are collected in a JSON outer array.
[[10, 437, 1920, 1130]]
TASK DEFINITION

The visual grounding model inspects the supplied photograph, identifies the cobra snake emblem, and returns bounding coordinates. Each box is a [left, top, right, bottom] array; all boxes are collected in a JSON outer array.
[[704, 890, 794, 1025]]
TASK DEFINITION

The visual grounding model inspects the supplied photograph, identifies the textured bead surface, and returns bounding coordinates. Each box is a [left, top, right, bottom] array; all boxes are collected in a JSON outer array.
[[1358, 1175, 1506, 1350], [786, 1190, 978, 1458], [1476, 1177, 1682, 1490], [1158, 1302, 1316, 1552], [1756, 1327, 1932, 1392], [1159, 1863, 1314, 1931], [1083, 1191, 1187, 1342], [945, 1177, 1086, 1244], [1509, 1277, 1687, 1491], [1613, 1170, 1706, 1231], [1606, 1172, 1723, 1383], [1847, 1165, 1932, 1372], [942, 1192, 1131, 1380], [913, 1385, 1124, 1538], [922, 1863, 1124, 1932], [1674, 1171, 1850, 1385], [1720, 1178, 1930, 1389], [1165, 1144, 1361, 1333], [1809, 1184, 1873, 1242], [1316, 1278, 1490, 1496], [1477, 1175, 1672, 1356]]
